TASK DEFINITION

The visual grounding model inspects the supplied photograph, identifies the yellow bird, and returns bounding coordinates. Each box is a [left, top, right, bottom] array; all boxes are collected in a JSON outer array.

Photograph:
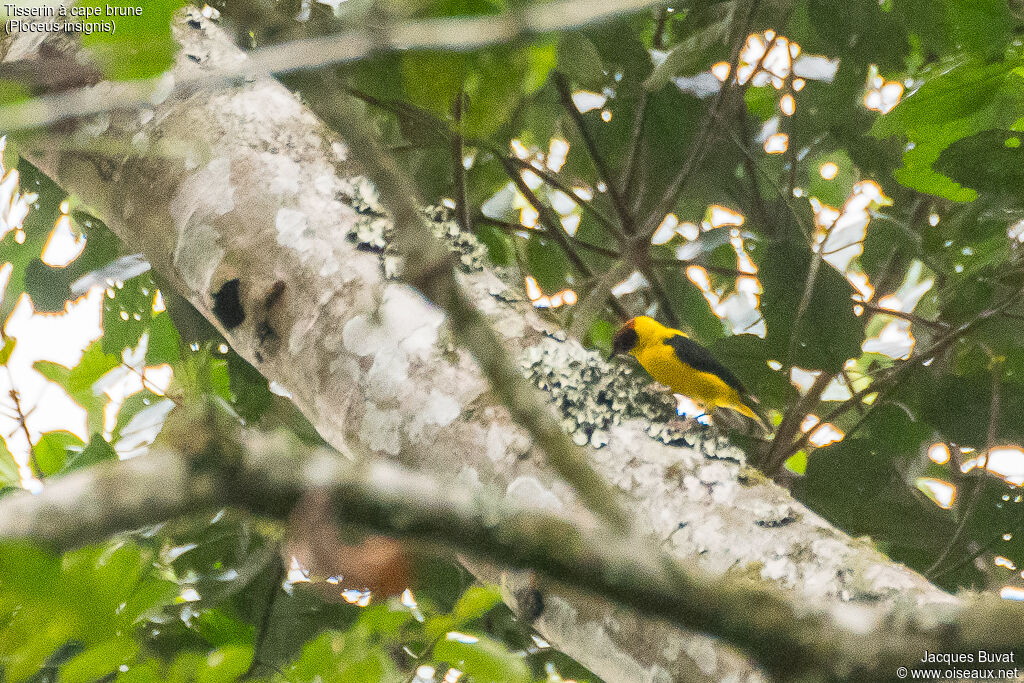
[[612, 316, 769, 434]]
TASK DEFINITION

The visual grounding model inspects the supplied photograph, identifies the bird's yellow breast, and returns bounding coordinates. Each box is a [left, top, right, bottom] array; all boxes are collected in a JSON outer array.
[[633, 342, 740, 409]]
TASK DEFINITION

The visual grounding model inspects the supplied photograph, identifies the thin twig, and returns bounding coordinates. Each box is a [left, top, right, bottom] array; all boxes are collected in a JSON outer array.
[[451, 91, 472, 233], [735, 109, 772, 233], [860, 302, 949, 331], [7, 388, 41, 478], [930, 498, 1024, 583], [342, 86, 626, 242], [708, 106, 812, 240], [498, 156, 632, 320], [500, 159, 596, 279], [652, 6, 671, 49], [925, 361, 1002, 579], [762, 370, 834, 475], [553, 72, 636, 235], [492, 149, 624, 240], [785, 286, 1024, 460], [636, 0, 760, 242], [639, 262, 681, 328], [648, 256, 743, 277], [244, 552, 286, 678], [476, 216, 621, 259], [787, 250, 822, 364], [620, 91, 649, 203]]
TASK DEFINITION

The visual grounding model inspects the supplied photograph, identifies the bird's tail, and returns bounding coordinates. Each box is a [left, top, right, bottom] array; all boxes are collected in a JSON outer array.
[[726, 400, 772, 438]]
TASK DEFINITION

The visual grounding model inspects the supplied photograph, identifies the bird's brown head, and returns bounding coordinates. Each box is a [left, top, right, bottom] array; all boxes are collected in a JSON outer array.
[[612, 318, 640, 356]]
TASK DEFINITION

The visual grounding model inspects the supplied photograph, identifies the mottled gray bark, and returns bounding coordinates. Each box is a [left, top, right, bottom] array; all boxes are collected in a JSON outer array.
[[1, 9, 976, 683]]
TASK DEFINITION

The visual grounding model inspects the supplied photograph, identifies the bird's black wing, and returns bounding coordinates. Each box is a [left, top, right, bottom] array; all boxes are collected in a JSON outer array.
[[663, 334, 746, 394]]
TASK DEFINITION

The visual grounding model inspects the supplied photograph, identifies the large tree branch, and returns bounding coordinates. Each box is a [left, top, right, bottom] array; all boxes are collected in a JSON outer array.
[[1, 413, 1021, 682], [4, 9, 995, 683], [300, 74, 631, 531]]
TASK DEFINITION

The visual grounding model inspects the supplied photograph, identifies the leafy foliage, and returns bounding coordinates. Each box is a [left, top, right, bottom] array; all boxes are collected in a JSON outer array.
[[4, 0, 1024, 679]]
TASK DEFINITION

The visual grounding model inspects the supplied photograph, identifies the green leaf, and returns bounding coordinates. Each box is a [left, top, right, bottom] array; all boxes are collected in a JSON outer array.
[[34, 340, 118, 435], [145, 310, 181, 365], [475, 223, 513, 266], [0, 336, 15, 365], [643, 8, 731, 91], [557, 34, 605, 88], [195, 609, 255, 647], [78, 0, 186, 80], [64, 434, 117, 472], [933, 129, 1024, 198], [398, 42, 555, 139], [195, 644, 254, 683], [60, 638, 136, 683], [710, 334, 797, 409], [0, 160, 65, 323], [110, 392, 161, 444], [745, 86, 778, 121], [21, 211, 120, 313], [806, 149, 856, 208], [793, 437, 951, 552], [872, 58, 1024, 200], [0, 437, 21, 491], [425, 584, 502, 641], [433, 632, 530, 683], [32, 430, 83, 477], [947, 0, 1012, 57], [226, 353, 274, 424], [103, 273, 157, 357], [451, 585, 503, 621], [758, 243, 863, 372], [895, 0, 1011, 59], [525, 235, 570, 292], [0, 79, 29, 106], [337, 649, 390, 683]]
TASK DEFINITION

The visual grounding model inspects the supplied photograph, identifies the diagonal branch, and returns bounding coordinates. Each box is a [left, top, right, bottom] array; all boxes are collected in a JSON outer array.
[[308, 80, 632, 532], [926, 360, 1003, 579], [553, 72, 635, 235], [761, 369, 834, 475], [451, 90, 472, 233], [476, 216, 621, 260], [636, 0, 760, 243], [785, 286, 1024, 461], [2, 413, 1024, 682], [498, 155, 632, 321]]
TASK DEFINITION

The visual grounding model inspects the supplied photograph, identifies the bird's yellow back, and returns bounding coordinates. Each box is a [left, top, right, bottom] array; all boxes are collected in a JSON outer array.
[[616, 316, 766, 430]]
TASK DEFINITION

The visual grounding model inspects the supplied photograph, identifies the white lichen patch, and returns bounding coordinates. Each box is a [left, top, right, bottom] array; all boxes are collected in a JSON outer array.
[[519, 337, 700, 449], [342, 286, 442, 360], [175, 222, 224, 296], [263, 153, 301, 196], [406, 389, 460, 440], [506, 475, 564, 511], [364, 347, 409, 401], [171, 157, 236, 231], [682, 637, 719, 677], [486, 423, 533, 463], [338, 176, 487, 275], [342, 315, 392, 357], [761, 556, 798, 585], [275, 207, 310, 245], [358, 403, 403, 456], [749, 502, 799, 528]]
